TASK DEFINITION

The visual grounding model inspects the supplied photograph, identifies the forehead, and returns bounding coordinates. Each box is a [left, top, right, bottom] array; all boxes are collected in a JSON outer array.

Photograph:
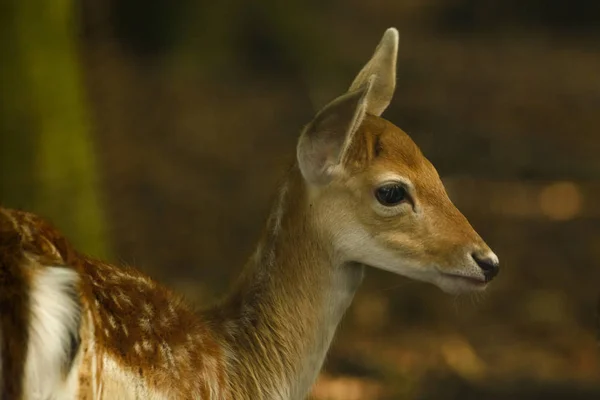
[[346, 114, 436, 182]]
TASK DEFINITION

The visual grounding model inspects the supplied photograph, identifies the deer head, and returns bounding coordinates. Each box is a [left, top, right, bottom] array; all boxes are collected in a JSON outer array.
[[297, 28, 499, 294]]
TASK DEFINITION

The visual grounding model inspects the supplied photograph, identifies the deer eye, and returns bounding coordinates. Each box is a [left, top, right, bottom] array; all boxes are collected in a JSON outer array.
[[375, 184, 408, 206]]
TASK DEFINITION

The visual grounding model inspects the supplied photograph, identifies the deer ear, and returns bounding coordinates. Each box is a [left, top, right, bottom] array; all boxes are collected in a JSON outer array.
[[348, 28, 398, 116], [296, 27, 398, 185], [297, 78, 374, 185]]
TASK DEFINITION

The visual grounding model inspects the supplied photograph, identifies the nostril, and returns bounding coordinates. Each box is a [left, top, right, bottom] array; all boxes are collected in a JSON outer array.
[[472, 253, 500, 281]]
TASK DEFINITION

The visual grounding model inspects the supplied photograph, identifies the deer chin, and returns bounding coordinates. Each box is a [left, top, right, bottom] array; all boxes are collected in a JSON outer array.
[[434, 271, 488, 294], [378, 263, 488, 295], [347, 242, 489, 295]]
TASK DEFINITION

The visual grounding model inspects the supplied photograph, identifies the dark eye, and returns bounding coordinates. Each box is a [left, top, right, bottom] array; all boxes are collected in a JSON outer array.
[[375, 184, 408, 206]]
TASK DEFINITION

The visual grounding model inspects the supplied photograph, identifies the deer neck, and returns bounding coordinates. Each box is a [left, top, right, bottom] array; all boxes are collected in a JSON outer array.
[[211, 166, 364, 399]]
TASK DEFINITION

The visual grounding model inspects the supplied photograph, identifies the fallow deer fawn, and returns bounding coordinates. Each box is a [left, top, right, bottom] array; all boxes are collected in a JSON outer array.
[[0, 28, 499, 399]]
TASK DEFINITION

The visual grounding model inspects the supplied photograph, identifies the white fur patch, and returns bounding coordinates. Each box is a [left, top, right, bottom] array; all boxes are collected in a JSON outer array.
[[100, 355, 169, 399], [24, 267, 81, 400]]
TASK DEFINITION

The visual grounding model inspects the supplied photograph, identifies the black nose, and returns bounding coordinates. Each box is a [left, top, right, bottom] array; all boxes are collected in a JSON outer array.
[[472, 253, 499, 282]]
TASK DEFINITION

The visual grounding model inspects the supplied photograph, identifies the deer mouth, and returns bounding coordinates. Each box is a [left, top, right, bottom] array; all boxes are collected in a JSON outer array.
[[440, 273, 487, 287]]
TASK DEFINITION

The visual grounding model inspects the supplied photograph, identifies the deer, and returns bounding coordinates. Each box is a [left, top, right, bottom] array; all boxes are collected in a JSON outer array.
[[0, 27, 499, 399]]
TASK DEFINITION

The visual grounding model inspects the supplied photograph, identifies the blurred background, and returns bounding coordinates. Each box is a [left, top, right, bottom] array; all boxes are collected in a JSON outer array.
[[1, 0, 600, 398]]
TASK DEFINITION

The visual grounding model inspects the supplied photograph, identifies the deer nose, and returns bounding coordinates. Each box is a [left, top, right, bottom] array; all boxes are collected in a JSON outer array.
[[472, 253, 499, 282]]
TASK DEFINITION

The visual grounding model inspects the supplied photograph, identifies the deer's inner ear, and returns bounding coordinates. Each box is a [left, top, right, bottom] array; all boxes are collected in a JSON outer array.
[[296, 28, 399, 185], [297, 82, 372, 185]]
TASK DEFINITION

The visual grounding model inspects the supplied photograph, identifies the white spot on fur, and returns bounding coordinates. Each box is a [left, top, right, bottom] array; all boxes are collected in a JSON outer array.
[[167, 303, 176, 317], [160, 341, 176, 372], [118, 290, 133, 306], [143, 303, 154, 317], [134, 342, 142, 356], [110, 270, 127, 280], [142, 340, 153, 352], [140, 317, 151, 332], [110, 294, 121, 308], [128, 274, 154, 288], [24, 267, 80, 399]]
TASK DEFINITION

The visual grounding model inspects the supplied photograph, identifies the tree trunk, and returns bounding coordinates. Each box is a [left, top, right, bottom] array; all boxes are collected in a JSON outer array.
[[0, 0, 110, 258]]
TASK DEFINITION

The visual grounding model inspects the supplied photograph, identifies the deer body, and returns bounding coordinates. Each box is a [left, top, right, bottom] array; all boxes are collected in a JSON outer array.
[[0, 28, 499, 399], [0, 169, 362, 399]]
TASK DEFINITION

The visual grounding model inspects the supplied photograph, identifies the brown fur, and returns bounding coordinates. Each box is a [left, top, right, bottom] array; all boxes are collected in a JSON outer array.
[[0, 207, 228, 397], [0, 165, 346, 398], [339, 115, 490, 274], [0, 210, 30, 400]]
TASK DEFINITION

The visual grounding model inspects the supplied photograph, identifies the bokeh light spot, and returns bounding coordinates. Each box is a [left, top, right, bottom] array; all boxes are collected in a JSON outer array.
[[538, 181, 582, 221]]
